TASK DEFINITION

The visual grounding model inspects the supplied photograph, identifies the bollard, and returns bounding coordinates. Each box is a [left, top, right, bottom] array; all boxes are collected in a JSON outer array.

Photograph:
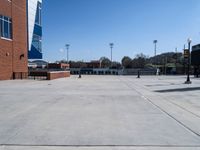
[[78, 71, 81, 78], [137, 70, 140, 78]]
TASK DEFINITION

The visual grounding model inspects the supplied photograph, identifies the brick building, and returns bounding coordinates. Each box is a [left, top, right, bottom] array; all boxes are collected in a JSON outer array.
[[0, 0, 28, 80], [0, 0, 42, 80]]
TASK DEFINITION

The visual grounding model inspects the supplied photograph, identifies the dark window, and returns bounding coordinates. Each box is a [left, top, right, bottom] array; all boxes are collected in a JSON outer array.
[[4, 21, 9, 38], [0, 15, 12, 39], [4, 16, 9, 21]]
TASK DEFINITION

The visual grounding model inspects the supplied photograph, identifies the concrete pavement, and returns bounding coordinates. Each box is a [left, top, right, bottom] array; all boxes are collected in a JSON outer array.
[[0, 75, 200, 149]]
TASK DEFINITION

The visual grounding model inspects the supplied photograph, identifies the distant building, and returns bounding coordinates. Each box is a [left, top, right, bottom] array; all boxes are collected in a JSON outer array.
[[28, 60, 48, 69]]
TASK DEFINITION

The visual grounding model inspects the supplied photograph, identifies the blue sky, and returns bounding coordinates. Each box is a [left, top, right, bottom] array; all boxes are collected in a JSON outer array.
[[42, 0, 200, 62]]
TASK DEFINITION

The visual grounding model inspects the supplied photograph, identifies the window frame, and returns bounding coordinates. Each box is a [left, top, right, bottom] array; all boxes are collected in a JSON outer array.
[[0, 15, 12, 40]]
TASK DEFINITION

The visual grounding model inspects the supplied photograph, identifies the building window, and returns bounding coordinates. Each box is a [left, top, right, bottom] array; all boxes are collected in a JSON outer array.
[[35, 2, 42, 26], [0, 15, 12, 39], [32, 34, 42, 53]]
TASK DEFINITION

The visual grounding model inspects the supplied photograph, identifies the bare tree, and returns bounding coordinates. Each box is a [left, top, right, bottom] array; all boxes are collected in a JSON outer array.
[[132, 53, 148, 68], [100, 57, 111, 68], [122, 56, 132, 68]]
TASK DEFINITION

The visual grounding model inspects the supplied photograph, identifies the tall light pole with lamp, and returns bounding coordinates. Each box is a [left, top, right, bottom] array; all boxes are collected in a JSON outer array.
[[153, 40, 158, 57], [185, 38, 192, 84], [65, 44, 70, 63], [109, 43, 114, 67], [175, 47, 178, 74], [153, 40, 159, 75]]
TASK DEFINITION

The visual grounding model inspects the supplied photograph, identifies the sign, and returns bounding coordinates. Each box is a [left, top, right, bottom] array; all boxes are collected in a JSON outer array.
[[184, 49, 189, 58]]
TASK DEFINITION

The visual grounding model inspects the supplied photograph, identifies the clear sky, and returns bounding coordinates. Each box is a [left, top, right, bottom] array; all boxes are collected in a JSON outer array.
[[42, 0, 200, 62]]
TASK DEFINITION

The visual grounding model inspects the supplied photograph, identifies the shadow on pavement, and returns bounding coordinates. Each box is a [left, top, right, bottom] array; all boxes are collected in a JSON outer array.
[[155, 87, 200, 93], [146, 83, 179, 87]]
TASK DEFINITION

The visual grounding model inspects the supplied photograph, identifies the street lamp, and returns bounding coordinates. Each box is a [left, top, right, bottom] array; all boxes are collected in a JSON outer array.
[[65, 44, 70, 63], [109, 43, 114, 62], [175, 47, 178, 74], [109, 43, 114, 67], [153, 40, 158, 57], [185, 38, 192, 84], [153, 40, 158, 74]]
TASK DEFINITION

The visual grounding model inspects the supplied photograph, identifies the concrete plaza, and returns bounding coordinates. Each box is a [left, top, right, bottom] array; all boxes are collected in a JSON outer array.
[[0, 75, 200, 150]]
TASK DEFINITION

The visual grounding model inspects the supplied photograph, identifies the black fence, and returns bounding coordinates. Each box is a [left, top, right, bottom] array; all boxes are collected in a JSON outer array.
[[70, 68, 120, 75], [28, 70, 48, 80]]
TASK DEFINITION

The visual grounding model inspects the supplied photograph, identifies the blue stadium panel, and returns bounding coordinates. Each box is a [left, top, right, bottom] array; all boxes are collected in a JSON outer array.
[[27, 0, 43, 59]]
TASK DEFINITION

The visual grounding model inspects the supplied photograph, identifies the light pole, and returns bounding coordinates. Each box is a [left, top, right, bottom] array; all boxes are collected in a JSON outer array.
[[153, 40, 158, 57], [175, 47, 178, 74], [153, 40, 158, 74], [185, 38, 192, 84], [109, 43, 114, 67], [65, 44, 70, 63], [183, 44, 186, 74]]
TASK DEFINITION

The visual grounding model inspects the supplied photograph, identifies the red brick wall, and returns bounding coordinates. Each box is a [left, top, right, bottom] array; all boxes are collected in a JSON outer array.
[[0, 0, 28, 80], [47, 71, 70, 80]]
